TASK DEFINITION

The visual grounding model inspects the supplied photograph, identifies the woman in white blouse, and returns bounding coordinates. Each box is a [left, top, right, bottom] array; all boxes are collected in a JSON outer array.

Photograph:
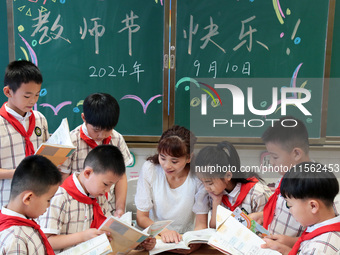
[[135, 125, 209, 246]]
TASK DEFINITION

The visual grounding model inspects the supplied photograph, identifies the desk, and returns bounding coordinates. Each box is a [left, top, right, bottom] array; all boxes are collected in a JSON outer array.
[[129, 244, 223, 255]]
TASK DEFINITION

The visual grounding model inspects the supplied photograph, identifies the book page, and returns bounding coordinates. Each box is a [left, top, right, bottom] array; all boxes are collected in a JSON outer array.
[[182, 228, 216, 246], [47, 118, 74, 146], [149, 239, 190, 255], [146, 220, 173, 237]]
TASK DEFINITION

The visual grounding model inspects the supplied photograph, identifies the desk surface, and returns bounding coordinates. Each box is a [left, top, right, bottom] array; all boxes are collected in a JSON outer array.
[[129, 244, 223, 255]]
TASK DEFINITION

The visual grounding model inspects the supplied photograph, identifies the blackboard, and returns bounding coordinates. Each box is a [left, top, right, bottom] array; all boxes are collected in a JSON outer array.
[[0, 0, 9, 84], [10, 0, 165, 137], [174, 0, 330, 139], [328, 0, 340, 138]]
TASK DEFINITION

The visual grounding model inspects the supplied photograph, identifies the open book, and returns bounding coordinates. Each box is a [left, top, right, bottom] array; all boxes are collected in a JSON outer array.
[[150, 228, 216, 255], [208, 205, 281, 255], [58, 233, 112, 255], [35, 118, 76, 167], [98, 214, 172, 255]]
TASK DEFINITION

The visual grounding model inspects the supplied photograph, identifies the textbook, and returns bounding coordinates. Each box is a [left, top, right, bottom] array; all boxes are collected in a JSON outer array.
[[35, 118, 76, 167], [98, 215, 172, 255], [208, 205, 281, 255], [150, 228, 216, 255], [58, 233, 112, 255]]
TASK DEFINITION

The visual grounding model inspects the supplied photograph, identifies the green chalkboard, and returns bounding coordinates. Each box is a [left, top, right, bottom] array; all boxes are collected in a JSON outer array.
[[11, 0, 164, 136], [328, 0, 340, 138], [0, 0, 9, 84], [174, 0, 330, 139]]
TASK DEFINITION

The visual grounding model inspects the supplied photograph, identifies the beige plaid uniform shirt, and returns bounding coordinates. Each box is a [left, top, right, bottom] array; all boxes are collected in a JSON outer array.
[[0, 207, 47, 255], [38, 173, 111, 254], [0, 110, 48, 208]]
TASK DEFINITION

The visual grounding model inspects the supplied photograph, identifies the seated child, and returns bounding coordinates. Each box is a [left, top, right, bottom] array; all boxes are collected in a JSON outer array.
[[60, 93, 133, 217], [0, 155, 61, 254], [135, 125, 209, 245], [262, 162, 340, 255], [39, 145, 155, 253], [194, 141, 272, 228]]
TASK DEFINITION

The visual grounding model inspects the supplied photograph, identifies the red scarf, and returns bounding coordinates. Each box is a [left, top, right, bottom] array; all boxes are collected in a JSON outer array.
[[0, 103, 36, 156], [61, 175, 107, 228], [0, 211, 55, 255], [263, 179, 282, 229], [222, 178, 259, 211], [79, 126, 111, 149], [289, 222, 340, 255]]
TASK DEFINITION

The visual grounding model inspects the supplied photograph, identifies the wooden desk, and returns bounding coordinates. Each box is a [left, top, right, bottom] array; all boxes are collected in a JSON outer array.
[[129, 244, 223, 255]]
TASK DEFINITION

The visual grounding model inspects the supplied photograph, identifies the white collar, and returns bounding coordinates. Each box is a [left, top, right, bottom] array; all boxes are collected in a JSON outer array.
[[72, 172, 95, 198], [81, 123, 101, 145], [306, 215, 340, 232], [225, 182, 242, 198], [5, 103, 32, 121], [1, 206, 27, 219]]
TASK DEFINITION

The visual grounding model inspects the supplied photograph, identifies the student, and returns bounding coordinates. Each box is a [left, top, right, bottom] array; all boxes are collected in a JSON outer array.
[[262, 162, 340, 255], [0, 155, 61, 255], [0, 60, 49, 208], [194, 141, 272, 228], [135, 125, 209, 245], [39, 145, 125, 253], [60, 93, 133, 217]]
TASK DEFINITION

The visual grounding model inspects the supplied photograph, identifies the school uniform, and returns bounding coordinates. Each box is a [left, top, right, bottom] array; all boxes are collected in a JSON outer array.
[[0, 206, 53, 255], [38, 173, 110, 254], [216, 180, 272, 214], [289, 216, 340, 255], [263, 178, 306, 236], [60, 123, 133, 214], [135, 161, 210, 234], [0, 104, 49, 208]]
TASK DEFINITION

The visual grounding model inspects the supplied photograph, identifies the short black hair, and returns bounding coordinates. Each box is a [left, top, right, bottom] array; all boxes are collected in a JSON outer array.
[[262, 116, 309, 154], [10, 155, 61, 199], [84, 144, 125, 176], [83, 93, 120, 130], [4, 60, 43, 92], [280, 162, 339, 207]]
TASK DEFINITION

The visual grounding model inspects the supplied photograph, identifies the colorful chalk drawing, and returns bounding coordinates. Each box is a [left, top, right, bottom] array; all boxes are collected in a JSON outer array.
[[263, 63, 309, 116], [154, 0, 163, 6], [73, 100, 84, 113], [175, 77, 222, 106], [18, 34, 38, 65], [272, 0, 285, 24], [120, 94, 162, 114], [40, 101, 72, 115]]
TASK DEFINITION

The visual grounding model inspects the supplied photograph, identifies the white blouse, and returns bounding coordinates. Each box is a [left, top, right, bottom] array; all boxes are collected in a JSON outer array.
[[135, 161, 209, 233]]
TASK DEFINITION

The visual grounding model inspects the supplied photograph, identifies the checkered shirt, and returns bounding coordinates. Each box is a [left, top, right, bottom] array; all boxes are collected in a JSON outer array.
[[297, 231, 340, 255], [214, 181, 273, 214], [38, 174, 111, 254], [0, 111, 49, 208]]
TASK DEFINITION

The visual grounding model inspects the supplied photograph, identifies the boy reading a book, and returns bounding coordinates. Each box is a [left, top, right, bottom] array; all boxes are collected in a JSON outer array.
[[262, 162, 340, 255], [60, 93, 133, 217], [39, 145, 126, 253], [0, 155, 61, 254], [0, 60, 49, 208]]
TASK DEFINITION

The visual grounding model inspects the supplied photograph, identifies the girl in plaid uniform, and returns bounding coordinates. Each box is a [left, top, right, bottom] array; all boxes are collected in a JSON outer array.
[[194, 141, 272, 229]]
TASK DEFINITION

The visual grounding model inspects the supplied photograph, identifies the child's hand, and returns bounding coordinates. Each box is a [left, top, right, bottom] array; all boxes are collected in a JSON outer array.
[[114, 208, 124, 218], [81, 228, 110, 242], [209, 192, 223, 203], [141, 237, 156, 251], [248, 211, 263, 225], [264, 234, 298, 248], [160, 229, 181, 243], [261, 237, 291, 255]]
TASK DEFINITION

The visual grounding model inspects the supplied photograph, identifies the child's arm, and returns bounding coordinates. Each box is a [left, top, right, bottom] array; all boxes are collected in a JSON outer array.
[[194, 214, 208, 230], [46, 229, 109, 250], [208, 193, 223, 228], [0, 168, 15, 179], [114, 173, 127, 217], [248, 211, 264, 225]]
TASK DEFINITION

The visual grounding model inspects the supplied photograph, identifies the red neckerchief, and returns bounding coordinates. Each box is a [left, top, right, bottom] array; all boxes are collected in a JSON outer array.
[[0, 102, 36, 156], [222, 178, 259, 211], [61, 175, 107, 228], [263, 179, 282, 229], [289, 222, 340, 255], [0, 210, 55, 255], [79, 126, 111, 149]]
